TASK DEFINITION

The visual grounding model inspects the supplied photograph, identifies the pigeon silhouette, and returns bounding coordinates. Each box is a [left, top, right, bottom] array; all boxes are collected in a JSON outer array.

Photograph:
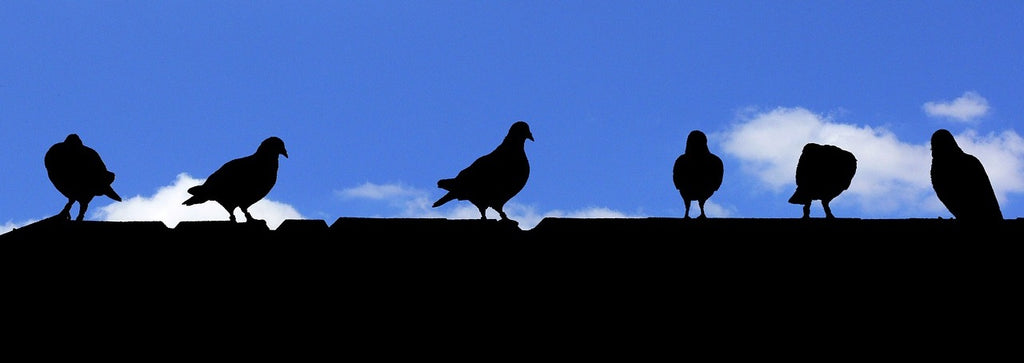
[[930, 129, 1002, 221], [673, 130, 724, 219], [432, 121, 534, 224], [44, 134, 122, 221], [183, 136, 288, 223], [788, 143, 857, 219]]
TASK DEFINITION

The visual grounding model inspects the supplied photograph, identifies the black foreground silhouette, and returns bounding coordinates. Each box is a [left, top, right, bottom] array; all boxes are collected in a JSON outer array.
[[433, 121, 533, 224], [930, 129, 1003, 221], [673, 130, 724, 219], [183, 136, 288, 223], [788, 143, 857, 218], [44, 133, 122, 221], [3, 216, 1017, 352]]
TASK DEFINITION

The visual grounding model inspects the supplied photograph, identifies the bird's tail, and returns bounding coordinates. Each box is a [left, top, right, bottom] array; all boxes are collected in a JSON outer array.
[[182, 185, 206, 206], [437, 178, 456, 191], [104, 186, 122, 202], [432, 192, 456, 208], [787, 189, 809, 205], [433, 178, 458, 207], [103, 171, 121, 201]]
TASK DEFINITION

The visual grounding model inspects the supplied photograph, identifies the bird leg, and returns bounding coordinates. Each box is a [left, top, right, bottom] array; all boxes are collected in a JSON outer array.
[[477, 205, 489, 220], [683, 200, 692, 219], [495, 208, 519, 226], [57, 199, 74, 220], [241, 208, 261, 223], [697, 200, 707, 219], [801, 203, 811, 219], [76, 200, 89, 221], [822, 200, 835, 219]]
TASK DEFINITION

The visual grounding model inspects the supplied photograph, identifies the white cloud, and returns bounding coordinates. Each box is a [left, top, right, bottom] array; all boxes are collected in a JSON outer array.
[[720, 107, 1024, 217], [1, 219, 38, 235], [923, 91, 990, 122], [947, 129, 1024, 203], [695, 200, 732, 218], [338, 182, 639, 230], [720, 107, 826, 190], [335, 182, 420, 200], [95, 172, 303, 229]]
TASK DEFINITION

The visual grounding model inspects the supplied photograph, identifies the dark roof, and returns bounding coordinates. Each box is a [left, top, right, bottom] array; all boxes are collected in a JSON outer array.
[[3, 217, 1015, 346], [4, 216, 1019, 243], [3, 216, 1018, 262]]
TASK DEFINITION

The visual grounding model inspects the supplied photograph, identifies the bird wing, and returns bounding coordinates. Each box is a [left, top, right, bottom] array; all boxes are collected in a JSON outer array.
[[931, 157, 960, 217], [188, 152, 280, 208], [709, 154, 724, 191], [958, 154, 1003, 219], [672, 155, 688, 190], [434, 127, 531, 211], [44, 143, 69, 181], [446, 152, 500, 194], [44, 143, 75, 197], [80, 146, 116, 187], [432, 154, 495, 208], [45, 143, 117, 198], [439, 142, 530, 202], [209, 156, 256, 191], [793, 152, 813, 187], [789, 148, 817, 203], [676, 153, 725, 200]]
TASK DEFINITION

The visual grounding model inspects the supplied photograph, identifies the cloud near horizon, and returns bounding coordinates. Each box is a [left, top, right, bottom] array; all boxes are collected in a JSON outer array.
[[96, 173, 303, 229], [923, 91, 990, 122], [1, 219, 36, 235], [334, 182, 647, 230], [719, 106, 1024, 217]]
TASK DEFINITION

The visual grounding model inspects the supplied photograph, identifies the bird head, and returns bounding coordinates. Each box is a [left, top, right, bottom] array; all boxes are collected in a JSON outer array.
[[64, 134, 83, 146], [802, 143, 822, 153], [684, 130, 708, 154], [508, 121, 534, 142], [931, 129, 962, 157], [258, 136, 289, 158]]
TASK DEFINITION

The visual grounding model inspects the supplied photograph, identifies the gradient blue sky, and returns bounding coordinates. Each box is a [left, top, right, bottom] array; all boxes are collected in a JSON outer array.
[[3, 1, 1023, 232]]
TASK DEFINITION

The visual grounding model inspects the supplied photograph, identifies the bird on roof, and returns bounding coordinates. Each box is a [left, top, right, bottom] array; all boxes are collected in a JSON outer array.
[[673, 130, 724, 219], [930, 129, 1003, 221], [432, 121, 533, 224], [183, 136, 288, 223], [788, 143, 857, 219], [45, 133, 122, 221]]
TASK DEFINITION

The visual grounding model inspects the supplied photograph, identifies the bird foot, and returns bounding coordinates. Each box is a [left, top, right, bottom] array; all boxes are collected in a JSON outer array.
[[498, 218, 519, 227], [45, 213, 71, 223], [245, 218, 267, 226]]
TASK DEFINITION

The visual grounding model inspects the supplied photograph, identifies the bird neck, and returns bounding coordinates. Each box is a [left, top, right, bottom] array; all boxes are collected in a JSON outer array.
[[255, 150, 281, 159], [501, 137, 527, 148], [685, 145, 709, 154]]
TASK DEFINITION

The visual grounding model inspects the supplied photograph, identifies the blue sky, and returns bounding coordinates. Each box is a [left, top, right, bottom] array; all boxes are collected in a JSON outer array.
[[3, 1, 1023, 232]]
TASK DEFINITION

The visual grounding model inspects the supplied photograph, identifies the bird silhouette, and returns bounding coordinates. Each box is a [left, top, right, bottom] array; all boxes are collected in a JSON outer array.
[[930, 129, 1002, 221], [183, 136, 288, 223], [433, 121, 533, 224], [673, 130, 724, 219], [44, 134, 122, 221], [788, 143, 857, 219]]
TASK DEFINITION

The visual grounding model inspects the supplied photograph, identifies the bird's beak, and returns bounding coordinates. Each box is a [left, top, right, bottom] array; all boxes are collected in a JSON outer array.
[[282, 149, 289, 158], [528, 133, 535, 142]]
